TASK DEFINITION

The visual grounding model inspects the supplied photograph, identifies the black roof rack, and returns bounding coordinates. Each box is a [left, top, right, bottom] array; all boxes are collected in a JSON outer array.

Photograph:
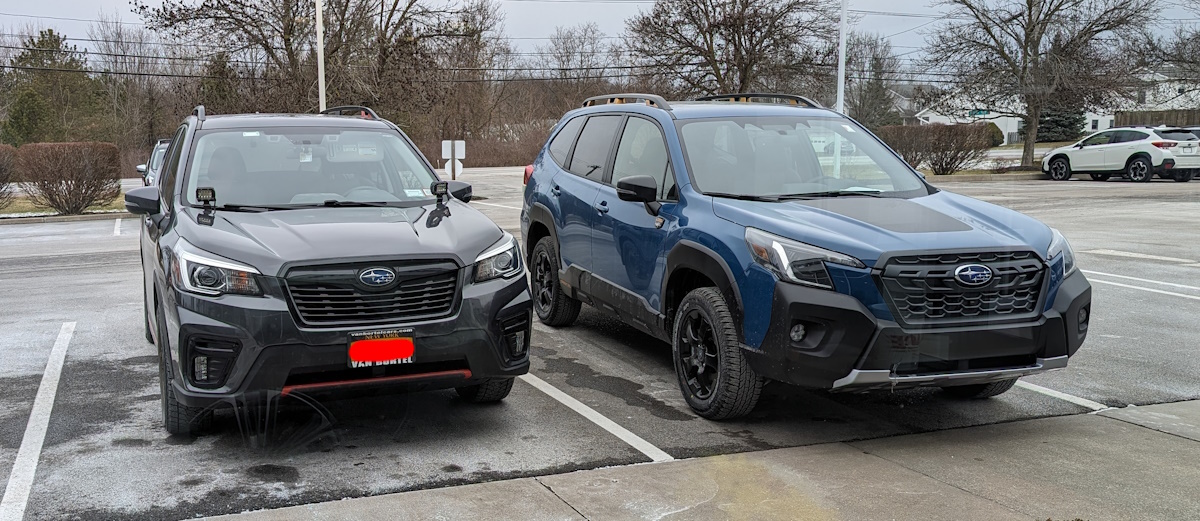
[[321, 105, 380, 120], [192, 105, 206, 121], [583, 93, 672, 110], [696, 93, 823, 108]]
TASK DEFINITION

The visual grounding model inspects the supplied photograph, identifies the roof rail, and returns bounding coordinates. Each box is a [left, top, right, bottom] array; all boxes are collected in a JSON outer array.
[[582, 93, 672, 110], [192, 105, 206, 121], [696, 93, 823, 108], [321, 105, 380, 120]]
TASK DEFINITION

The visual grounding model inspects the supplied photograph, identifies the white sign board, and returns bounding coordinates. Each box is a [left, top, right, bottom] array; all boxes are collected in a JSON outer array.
[[443, 160, 464, 176], [440, 140, 466, 160]]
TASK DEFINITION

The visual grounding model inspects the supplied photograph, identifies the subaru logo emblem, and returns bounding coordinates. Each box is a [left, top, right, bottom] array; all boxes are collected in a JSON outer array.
[[359, 267, 396, 287], [953, 264, 993, 287]]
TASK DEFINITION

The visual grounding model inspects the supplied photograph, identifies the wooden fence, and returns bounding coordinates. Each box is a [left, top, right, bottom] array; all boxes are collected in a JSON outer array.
[[1115, 110, 1200, 127]]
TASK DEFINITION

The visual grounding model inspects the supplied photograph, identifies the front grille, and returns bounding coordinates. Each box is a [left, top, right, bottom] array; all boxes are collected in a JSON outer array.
[[286, 261, 460, 327], [877, 251, 1045, 328]]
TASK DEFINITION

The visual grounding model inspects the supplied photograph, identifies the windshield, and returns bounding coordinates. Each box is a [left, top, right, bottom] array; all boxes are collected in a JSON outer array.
[[149, 145, 168, 171], [184, 127, 438, 207], [676, 116, 928, 198]]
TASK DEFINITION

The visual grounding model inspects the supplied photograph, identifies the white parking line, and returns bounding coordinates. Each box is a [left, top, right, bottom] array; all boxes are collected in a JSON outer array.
[[519, 374, 674, 463], [112, 218, 121, 236], [1015, 381, 1110, 412], [1080, 249, 1195, 264], [0, 322, 76, 521], [472, 201, 523, 211], [1081, 270, 1200, 291], [1089, 279, 1200, 301]]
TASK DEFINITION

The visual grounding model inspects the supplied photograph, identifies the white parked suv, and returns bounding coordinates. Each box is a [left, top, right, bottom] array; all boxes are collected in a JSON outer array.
[[1042, 126, 1198, 182]]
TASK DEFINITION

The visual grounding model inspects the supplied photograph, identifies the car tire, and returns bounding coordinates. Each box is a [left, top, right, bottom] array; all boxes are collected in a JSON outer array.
[[1174, 170, 1194, 182], [1126, 157, 1153, 182], [1048, 157, 1071, 181], [157, 307, 212, 435], [1089, 173, 1111, 181], [530, 236, 581, 327], [941, 378, 1018, 399], [456, 378, 515, 403], [672, 287, 763, 420]]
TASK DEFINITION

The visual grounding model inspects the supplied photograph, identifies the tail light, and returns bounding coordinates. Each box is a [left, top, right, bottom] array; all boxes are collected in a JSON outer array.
[[1153, 141, 1177, 149], [523, 165, 534, 185]]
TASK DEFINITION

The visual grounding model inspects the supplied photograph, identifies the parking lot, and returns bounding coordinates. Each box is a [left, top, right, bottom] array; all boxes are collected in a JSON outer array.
[[1, 172, 1198, 520]]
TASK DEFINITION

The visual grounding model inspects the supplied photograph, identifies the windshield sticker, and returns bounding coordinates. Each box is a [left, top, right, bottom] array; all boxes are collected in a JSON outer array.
[[299, 149, 312, 163], [242, 131, 261, 137], [404, 189, 424, 198], [359, 144, 377, 156]]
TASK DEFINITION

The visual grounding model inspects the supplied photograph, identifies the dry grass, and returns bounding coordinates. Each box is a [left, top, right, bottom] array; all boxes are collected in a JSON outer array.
[[0, 194, 125, 215]]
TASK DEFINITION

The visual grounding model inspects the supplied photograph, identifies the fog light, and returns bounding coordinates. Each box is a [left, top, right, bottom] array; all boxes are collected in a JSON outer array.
[[1078, 307, 1089, 332], [790, 324, 807, 343], [193, 355, 209, 382], [508, 331, 527, 357]]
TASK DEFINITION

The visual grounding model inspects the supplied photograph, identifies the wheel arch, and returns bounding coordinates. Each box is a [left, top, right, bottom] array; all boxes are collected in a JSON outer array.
[[524, 202, 558, 264], [663, 240, 743, 339], [1125, 151, 1153, 168]]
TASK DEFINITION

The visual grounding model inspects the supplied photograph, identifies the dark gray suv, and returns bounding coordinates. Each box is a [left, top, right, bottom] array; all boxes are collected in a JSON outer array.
[[125, 106, 531, 435]]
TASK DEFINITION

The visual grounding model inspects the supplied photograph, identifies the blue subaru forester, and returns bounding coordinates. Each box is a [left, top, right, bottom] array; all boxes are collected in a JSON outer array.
[[521, 93, 1092, 420]]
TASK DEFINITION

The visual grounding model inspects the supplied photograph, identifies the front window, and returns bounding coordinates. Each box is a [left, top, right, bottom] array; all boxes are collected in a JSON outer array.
[[184, 127, 438, 207], [149, 145, 168, 171], [676, 116, 928, 198]]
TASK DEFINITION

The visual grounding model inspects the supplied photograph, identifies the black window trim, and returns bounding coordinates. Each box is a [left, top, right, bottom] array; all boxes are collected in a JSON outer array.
[[606, 113, 679, 202], [564, 113, 623, 184]]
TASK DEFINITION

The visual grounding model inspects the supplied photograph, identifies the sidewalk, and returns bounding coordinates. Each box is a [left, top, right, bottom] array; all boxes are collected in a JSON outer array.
[[204, 400, 1200, 521]]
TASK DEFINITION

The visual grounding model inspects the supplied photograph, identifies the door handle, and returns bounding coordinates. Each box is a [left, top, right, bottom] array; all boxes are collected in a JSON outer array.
[[595, 201, 609, 214], [550, 185, 561, 197]]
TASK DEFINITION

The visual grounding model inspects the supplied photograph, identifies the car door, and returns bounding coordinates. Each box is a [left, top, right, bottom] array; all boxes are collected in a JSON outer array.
[[590, 115, 678, 331], [1104, 130, 1149, 168], [552, 114, 622, 282], [1071, 131, 1115, 170]]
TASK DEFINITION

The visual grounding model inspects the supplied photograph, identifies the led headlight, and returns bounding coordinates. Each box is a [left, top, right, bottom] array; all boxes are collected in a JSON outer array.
[[169, 239, 262, 296], [1047, 228, 1077, 276], [474, 234, 522, 283], [745, 228, 864, 289]]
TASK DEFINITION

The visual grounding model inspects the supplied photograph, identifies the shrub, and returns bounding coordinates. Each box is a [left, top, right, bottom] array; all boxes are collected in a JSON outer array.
[[17, 142, 121, 215], [925, 123, 992, 176], [983, 122, 1004, 147], [875, 125, 931, 169], [0, 144, 15, 209]]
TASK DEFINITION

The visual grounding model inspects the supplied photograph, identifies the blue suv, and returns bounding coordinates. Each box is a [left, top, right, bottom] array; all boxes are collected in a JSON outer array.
[[521, 93, 1092, 419]]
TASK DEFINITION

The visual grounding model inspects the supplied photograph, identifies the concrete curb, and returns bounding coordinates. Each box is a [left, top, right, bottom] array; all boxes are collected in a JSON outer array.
[[0, 212, 131, 226], [930, 173, 1047, 183]]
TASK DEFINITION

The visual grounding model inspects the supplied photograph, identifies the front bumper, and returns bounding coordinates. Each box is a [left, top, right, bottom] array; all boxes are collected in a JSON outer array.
[[161, 271, 532, 408], [743, 270, 1091, 391]]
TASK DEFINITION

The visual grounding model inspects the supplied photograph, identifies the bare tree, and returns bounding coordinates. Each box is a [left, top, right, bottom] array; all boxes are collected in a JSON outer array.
[[531, 23, 620, 116], [625, 0, 837, 95], [844, 33, 903, 129], [924, 0, 1157, 166]]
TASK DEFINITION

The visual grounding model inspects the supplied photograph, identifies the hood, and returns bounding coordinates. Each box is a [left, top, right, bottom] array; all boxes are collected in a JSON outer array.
[[177, 200, 504, 276], [712, 191, 1053, 266]]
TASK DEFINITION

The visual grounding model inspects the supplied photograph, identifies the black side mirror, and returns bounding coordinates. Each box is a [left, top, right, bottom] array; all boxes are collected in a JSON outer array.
[[616, 175, 661, 216], [125, 186, 161, 215], [1075, 143, 1085, 148], [447, 180, 472, 203]]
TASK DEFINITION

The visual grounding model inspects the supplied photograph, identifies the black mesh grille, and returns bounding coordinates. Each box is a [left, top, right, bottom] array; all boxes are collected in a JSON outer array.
[[877, 251, 1045, 328], [286, 261, 460, 327]]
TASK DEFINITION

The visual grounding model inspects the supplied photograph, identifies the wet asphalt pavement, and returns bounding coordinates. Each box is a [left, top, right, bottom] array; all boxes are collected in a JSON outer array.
[[0, 170, 1198, 520]]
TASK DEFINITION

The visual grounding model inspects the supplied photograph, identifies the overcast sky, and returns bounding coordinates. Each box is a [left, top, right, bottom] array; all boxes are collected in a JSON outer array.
[[1, 0, 1194, 62]]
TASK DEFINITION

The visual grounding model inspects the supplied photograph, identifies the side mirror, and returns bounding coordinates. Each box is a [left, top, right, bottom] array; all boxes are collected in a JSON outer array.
[[125, 186, 161, 215], [136, 164, 147, 175], [1075, 143, 1085, 148], [616, 175, 657, 203], [447, 180, 472, 203]]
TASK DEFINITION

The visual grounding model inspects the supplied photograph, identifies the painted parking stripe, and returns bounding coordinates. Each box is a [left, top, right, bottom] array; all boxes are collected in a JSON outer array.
[[0, 322, 76, 521], [519, 374, 674, 463], [1081, 270, 1200, 292], [472, 201, 523, 211], [112, 218, 121, 236], [1080, 249, 1195, 264], [1089, 279, 1200, 302], [1014, 381, 1109, 412]]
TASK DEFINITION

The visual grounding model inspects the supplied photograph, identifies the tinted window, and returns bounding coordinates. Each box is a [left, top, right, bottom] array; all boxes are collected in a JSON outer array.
[[568, 115, 621, 181], [1081, 132, 1113, 146], [677, 116, 926, 197], [1116, 130, 1149, 143], [612, 117, 674, 199], [160, 125, 187, 208], [1154, 129, 1199, 141], [184, 127, 439, 207], [548, 116, 584, 167]]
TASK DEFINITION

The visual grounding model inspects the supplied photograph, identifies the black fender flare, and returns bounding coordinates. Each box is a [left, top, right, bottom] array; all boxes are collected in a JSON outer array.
[[663, 239, 744, 324], [524, 202, 559, 263]]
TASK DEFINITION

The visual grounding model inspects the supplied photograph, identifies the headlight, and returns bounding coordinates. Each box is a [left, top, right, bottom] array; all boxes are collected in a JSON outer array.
[[745, 228, 864, 289], [1047, 228, 1077, 276], [169, 240, 262, 296], [474, 234, 522, 283]]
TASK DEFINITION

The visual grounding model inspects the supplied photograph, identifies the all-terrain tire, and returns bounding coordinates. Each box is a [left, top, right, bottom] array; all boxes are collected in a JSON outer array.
[[530, 236, 581, 327], [941, 378, 1018, 399], [672, 287, 763, 420], [456, 378, 515, 403]]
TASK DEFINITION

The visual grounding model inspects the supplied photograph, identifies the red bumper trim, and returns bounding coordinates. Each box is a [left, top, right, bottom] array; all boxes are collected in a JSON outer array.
[[280, 369, 473, 397]]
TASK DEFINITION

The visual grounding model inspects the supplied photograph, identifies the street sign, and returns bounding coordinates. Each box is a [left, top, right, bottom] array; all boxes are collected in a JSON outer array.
[[440, 140, 465, 179], [443, 160, 463, 178]]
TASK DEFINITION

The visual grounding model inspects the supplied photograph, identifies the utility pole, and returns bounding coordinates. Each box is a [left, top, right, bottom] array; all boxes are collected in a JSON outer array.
[[835, 0, 848, 114], [315, 0, 327, 111]]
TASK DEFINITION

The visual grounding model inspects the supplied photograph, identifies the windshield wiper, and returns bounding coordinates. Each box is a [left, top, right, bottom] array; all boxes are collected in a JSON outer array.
[[212, 204, 297, 212], [319, 200, 400, 208], [705, 192, 781, 202], [779, 190, 885, 199]]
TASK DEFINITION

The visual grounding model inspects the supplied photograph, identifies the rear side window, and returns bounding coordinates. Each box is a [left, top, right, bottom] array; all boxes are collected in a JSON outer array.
[[1154, 129, 1199, 141], [548, 116, 585, 167], [1116, 130, 1149, 143], [568, 115, 622, 181]]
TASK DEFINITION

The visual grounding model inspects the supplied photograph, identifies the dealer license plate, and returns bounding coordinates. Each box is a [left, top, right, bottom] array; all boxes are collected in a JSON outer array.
[[347, 328, 415, 368]]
